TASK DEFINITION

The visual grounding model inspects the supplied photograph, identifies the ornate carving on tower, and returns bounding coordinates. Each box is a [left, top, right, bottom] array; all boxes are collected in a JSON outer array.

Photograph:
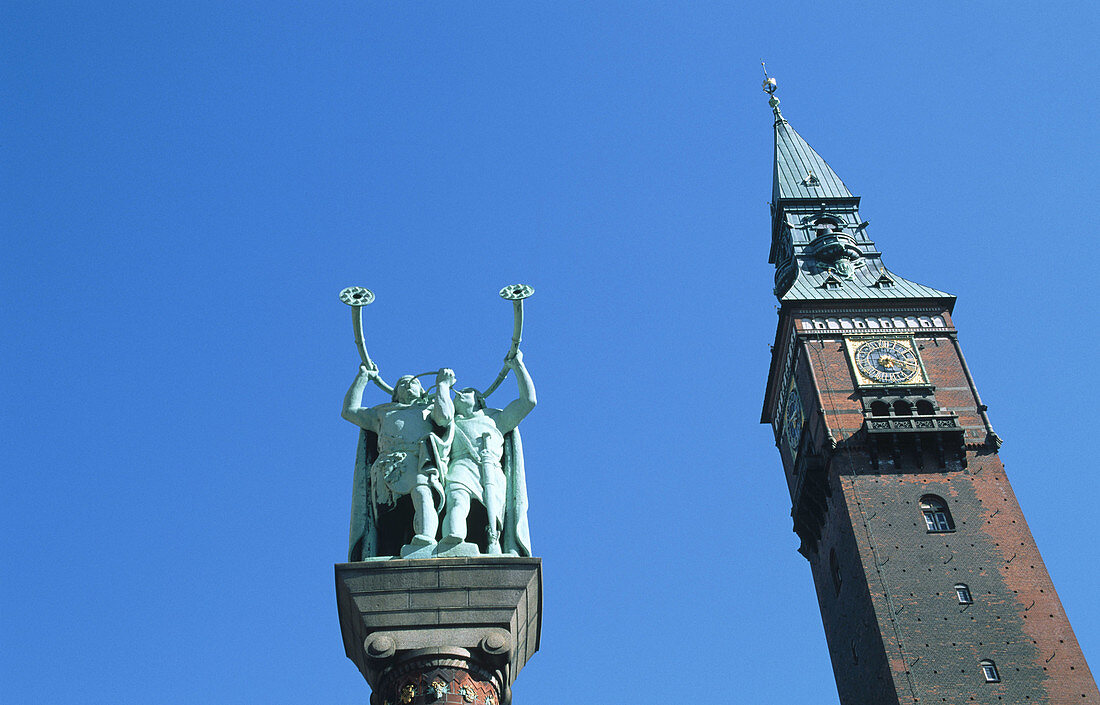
[[774, 231, 796, 294], [801, 214, 863, 279]]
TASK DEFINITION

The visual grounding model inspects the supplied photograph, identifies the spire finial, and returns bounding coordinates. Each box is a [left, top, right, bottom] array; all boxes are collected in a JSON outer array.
[[761, 61, 783, 122]]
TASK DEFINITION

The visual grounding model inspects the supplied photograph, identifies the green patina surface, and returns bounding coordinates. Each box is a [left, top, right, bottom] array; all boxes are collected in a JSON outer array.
[[766, 93, 954, 306], [339, 287, 537, 562]]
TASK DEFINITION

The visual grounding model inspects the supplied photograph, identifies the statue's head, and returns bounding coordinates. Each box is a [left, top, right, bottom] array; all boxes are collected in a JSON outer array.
[[392, 375, 425, 403], [454, 387, 485, 416]]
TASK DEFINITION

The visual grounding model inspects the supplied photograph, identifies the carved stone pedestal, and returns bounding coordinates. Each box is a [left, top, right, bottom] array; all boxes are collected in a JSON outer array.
[[335, 557, 541, 705]]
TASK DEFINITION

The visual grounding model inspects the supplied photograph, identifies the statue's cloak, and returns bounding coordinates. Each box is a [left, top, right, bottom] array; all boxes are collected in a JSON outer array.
[[347, 407, 450, 562], [499, 425, 532, 557], [348, 427, 378, 562]]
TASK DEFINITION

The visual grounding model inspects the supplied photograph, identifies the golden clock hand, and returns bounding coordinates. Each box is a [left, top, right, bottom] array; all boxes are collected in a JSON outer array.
[[880, 355, 917, 369]]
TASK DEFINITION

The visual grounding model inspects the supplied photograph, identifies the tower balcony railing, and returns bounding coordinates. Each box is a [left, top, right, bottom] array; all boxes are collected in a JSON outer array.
[[864, 413, 961, 434]]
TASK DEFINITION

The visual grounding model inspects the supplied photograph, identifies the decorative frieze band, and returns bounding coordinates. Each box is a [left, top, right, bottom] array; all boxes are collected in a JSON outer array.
[[800, 314, 947, 331]]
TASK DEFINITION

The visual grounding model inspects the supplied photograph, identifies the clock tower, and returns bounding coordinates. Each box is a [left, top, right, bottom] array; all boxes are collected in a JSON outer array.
[[759, 78, 1099, 704]]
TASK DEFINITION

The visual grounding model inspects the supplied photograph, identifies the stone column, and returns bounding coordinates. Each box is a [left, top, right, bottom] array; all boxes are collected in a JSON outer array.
[[336, 557, 541, 705]]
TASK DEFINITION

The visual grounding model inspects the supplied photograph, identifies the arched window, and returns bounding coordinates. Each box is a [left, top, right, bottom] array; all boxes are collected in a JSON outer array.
[[870, 400, 890, 417], [915, 399, 935, 415], [955, 584, 972, 604], [830, 548, 842, 595], [920, 495, 954, 532], [980, 660, 1000, 682], [893, 400, 913, 416]]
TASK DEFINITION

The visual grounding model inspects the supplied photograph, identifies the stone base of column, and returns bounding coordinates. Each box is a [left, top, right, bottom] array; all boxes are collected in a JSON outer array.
[[335, 557, 542, 705]]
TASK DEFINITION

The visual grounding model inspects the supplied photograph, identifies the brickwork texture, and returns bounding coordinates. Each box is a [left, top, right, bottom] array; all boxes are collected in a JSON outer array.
[[767, 307, 1100, 704]]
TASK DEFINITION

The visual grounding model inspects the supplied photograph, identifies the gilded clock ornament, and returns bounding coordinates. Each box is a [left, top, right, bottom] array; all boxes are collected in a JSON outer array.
[[852, 338, 921, 384]]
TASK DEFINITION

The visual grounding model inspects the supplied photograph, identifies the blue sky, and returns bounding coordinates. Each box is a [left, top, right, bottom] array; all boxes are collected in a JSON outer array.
[[3, 3, 1097, 703]]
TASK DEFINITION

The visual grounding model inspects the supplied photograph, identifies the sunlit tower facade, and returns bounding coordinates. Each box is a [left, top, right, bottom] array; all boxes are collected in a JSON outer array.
[[758, 77, 1099, 704]]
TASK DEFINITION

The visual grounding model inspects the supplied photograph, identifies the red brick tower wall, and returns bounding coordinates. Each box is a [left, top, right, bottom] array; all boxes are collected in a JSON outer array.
[[766, 308, 1100, 704]]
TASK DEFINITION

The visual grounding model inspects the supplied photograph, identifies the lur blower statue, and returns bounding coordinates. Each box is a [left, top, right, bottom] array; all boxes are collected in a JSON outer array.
[[339, 284, 536, 561]]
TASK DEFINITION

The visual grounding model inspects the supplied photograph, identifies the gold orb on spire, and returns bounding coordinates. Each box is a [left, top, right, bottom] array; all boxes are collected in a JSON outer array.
[[761, 61, 778, 94], [761, 61, 781, 113]]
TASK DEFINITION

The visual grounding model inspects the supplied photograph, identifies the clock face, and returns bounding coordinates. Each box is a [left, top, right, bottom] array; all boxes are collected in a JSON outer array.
[[853, 339, 920, 384], [784, 386, 803, 453]]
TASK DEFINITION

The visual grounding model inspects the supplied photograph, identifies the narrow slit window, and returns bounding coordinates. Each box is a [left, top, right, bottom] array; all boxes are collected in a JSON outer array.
[[830, 548, 842, 595]]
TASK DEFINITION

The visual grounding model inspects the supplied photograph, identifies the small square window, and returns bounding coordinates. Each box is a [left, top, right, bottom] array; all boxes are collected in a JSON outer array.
[[981, 662, 1000, 682], [955, 585, 972, 604]]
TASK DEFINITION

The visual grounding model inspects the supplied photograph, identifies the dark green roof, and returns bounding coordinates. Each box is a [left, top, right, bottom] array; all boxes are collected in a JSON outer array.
[[779, 262, 954, 303], [773, 118, 852, 201], [767, 101, 954, 307]]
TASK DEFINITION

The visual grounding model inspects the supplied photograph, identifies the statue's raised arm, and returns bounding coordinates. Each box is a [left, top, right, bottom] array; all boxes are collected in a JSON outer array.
[[431, 367, 456, 427], [497, 350, 536, 434], [341, 364, 381, 432]]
